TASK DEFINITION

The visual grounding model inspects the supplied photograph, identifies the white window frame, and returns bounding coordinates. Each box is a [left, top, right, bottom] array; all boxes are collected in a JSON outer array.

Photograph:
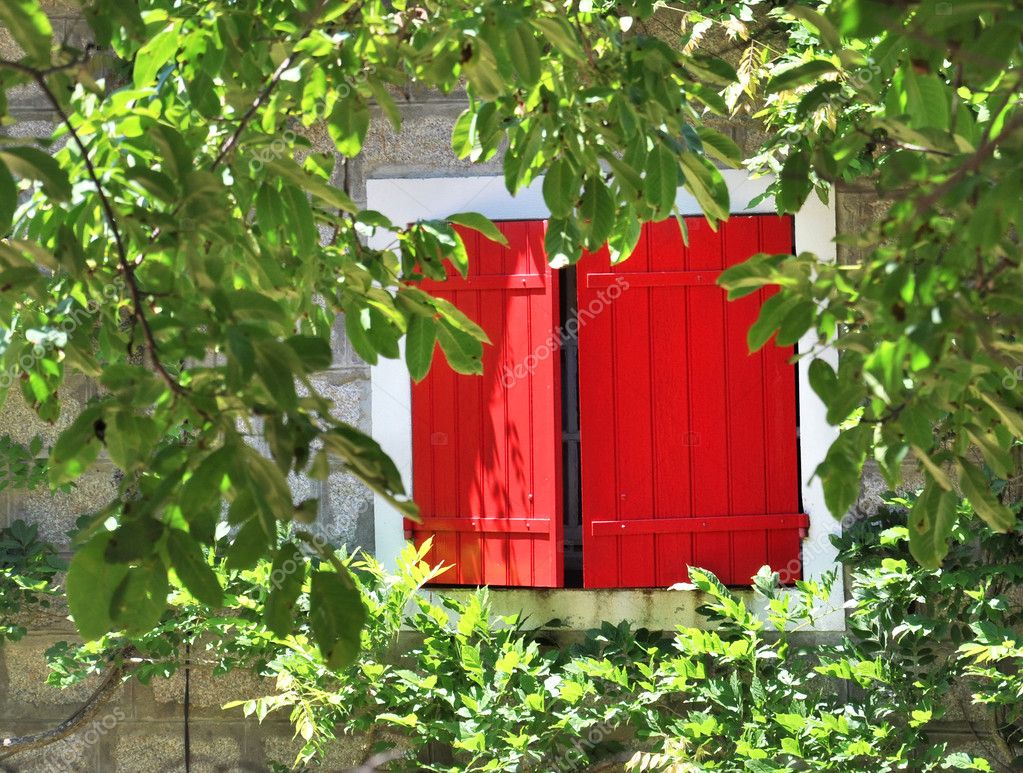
[[366, 171, 843, 631]]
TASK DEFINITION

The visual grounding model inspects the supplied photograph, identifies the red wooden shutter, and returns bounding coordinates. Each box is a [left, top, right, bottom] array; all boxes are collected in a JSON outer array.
[[409, 221, 563, 587], [577, 215, 807, 588]]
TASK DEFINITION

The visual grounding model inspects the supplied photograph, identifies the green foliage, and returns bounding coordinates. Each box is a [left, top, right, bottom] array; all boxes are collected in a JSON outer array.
[[707, 1, 1023, 559], [0, 519, 64, 643], [38, 504, 1023, 771], [0, 434, 48, 493], [0, 0, 741, 649], [1, 0, 1022, 663]]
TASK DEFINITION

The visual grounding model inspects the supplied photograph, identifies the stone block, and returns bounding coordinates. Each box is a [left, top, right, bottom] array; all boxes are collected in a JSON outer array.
[[8, 463, 118, 549], [309, 369, 369, 430], [143, 665, 274, 720], [855, 460, 924, 517], [0, 28, 26, 61], [259, 726, 376, 772], [362, 104, 502, 178], [315, 467, 373, 551], [101, 722, 250, 773], [0, 722, 103, 772], [330, 313, 369, 370], [0, 635, 112, 723], [0, 375, 94, 447]]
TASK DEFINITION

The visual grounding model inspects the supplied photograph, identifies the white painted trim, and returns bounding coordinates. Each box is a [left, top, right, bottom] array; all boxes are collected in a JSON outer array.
[[368, 173, 843, 631]]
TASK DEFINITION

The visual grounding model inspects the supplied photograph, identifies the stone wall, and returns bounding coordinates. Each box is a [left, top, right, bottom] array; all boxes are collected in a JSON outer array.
[[0, 4, 1000, 771]]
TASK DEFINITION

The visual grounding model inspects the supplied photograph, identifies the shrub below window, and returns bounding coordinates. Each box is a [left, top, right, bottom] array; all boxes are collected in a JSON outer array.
[[34, 493, 1023, 771]]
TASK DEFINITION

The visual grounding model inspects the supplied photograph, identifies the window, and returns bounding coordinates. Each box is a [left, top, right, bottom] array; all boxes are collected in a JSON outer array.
[[406, 216, 807, 589]]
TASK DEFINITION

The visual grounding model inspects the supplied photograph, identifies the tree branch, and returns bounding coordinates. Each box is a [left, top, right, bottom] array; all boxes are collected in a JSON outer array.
[[0, 654, 134, 762], [8, 64, 188, 398], [209, 0, 326, 171], [914, 112, 1023, 215]]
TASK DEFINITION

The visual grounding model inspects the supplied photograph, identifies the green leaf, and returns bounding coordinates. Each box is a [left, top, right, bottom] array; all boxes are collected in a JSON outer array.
[[226, 517, 270, 571], [405, 314, 437, 382], [908, 484, 957, 568], [167, 529, 223, 607], [0, 162, 16, 235], [285, 335, 333, 372], [265, 157, 357, 213], [49, 405, 103, 485], [0, 0, 53, 64], [446, 212, 509, 246], [679, 152, 729, 223], [104, 412, 159, 472], [786, 6, 841, 49], [133, 25, 180, 88], [66, 532, 129, 641], [767, 60, 839, 94], [695, 126, 742, 168], [899, 68, 949, 131], [645, 144, 678, 219], [530, 17, 585, 62], [254, 339, 300, 409], [579, 176, 615, 251], [328, 98, 371, 156], [0, 147, 71, 201], [462, 39, 504, 100], [815, 425, 869, 517], [436, 320, 483, 375], [748, 293, 799, 352], [506, 23, 542, 86], [608, 211, 642, 265], [110, 564, 169, 634], [309, 569, 366, 669], [543, 157, 578, 218], [957, 459, 1016, 533], [544, 217, 582, 268], [344, 307, 379, 365], [264, 542, 305, 637], [777, 148, 813, 214]]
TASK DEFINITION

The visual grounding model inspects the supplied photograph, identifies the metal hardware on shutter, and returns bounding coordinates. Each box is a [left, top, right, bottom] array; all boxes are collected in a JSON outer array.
[[586, 270, 721, 288], [408, 517, 555, 535], [590, 514, 809, 537], [420, 274, 547, 292]]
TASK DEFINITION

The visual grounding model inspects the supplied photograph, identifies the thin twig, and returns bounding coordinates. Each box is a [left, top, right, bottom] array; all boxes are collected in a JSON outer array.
[[914, 112, 1023, 215], [209, 0, 326, 170]]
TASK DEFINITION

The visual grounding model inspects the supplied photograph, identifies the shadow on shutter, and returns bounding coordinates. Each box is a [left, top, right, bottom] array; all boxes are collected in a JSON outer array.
[[409, 221, 563, 587]]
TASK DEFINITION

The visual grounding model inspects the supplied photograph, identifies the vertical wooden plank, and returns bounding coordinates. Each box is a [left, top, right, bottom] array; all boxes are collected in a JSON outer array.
[[611, 228, 656, 587], [454, 228, 482, 585], [411, 360, 437, 568], [427, 306, 461, 582], [578, 245, 621, 588], [527, 222, 561, 586], [686, 218, 732, 583], [479, 223, 511, 585], [760, 215, 802, 581], [503, 221, 533, 585], [722, 217, 769, 584], [646, 218, 692, 587]]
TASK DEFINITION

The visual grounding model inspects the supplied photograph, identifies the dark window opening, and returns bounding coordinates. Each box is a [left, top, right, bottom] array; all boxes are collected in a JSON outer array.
[[560, 265, 584, 587]]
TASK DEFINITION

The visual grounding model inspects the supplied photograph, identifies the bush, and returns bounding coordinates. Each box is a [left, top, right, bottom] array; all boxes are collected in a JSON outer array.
[[36, 494, 1023, 771]]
